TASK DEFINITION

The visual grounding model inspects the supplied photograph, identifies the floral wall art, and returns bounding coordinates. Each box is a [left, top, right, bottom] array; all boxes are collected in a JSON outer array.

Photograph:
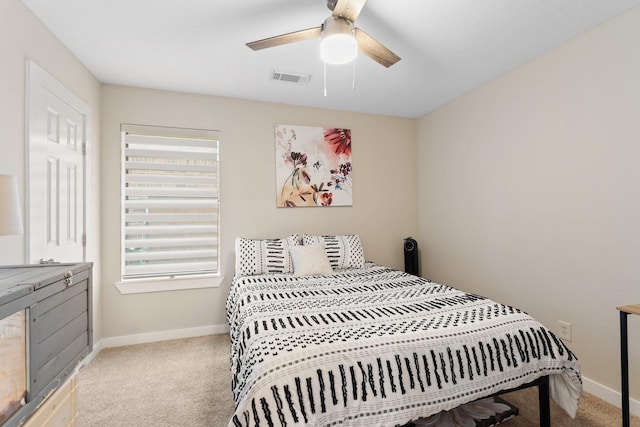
[[275, 124, 352, 207]]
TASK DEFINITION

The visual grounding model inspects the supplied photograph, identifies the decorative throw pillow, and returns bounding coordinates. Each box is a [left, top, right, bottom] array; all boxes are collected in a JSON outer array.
[[289, 244, 334, 276], [235, 235, 298, 276], [302, 234, 365, 269]]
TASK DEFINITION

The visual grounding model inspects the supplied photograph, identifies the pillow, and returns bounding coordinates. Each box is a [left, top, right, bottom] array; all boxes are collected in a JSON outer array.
[[235, 235, 298, 276], [302, 234, 365, 269], [289, 244, 334, 276]]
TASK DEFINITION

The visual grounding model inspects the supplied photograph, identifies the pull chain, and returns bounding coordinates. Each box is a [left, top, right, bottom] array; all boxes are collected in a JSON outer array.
[[323, 61, 327, 97], [352, 57, 356, 91], [323, 57, 356, 96], [352, 29, 357, 91]]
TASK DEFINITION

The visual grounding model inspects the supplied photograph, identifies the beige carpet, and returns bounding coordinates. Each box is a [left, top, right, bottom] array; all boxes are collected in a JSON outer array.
[[77, 334, 640, 427]]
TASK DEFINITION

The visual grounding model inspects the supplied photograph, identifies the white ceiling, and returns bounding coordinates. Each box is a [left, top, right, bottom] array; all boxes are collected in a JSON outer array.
[[21, 0, 640, 118]]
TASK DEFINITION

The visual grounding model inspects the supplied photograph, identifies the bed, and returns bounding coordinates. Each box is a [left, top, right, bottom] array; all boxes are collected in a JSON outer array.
[[227, 235, 582, 426]]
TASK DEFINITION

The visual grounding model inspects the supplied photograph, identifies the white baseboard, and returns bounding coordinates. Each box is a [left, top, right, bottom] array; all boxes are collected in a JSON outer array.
[[583, 375, 640, 417], [81, 340, 103, 367], [90, 324, 229, 355]]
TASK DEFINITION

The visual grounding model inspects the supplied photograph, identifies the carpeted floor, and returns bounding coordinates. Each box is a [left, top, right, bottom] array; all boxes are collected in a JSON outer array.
[[77, 334, 640, 427]]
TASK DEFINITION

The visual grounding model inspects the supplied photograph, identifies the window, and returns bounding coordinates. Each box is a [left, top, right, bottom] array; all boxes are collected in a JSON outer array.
[[121, 124, 219, 282]]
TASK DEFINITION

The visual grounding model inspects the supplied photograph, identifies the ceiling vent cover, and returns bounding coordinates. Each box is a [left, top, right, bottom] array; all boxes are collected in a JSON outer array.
[[271, 71, 310, 84]]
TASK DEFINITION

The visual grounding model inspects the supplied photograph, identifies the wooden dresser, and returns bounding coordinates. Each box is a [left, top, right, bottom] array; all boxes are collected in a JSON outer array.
[[0, 263, 92, 427]]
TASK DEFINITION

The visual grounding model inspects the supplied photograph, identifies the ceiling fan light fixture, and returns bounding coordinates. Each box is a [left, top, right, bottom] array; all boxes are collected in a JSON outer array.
[[320, 17, 357, 65], [246, 0, 400, 68]]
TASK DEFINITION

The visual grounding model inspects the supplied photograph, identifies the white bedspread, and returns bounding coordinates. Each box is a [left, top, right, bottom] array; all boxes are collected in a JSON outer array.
[[227, 263, 582, 426]]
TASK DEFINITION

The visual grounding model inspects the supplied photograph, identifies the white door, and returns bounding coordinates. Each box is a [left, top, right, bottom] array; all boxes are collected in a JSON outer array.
[[26, 60, 87, 264]]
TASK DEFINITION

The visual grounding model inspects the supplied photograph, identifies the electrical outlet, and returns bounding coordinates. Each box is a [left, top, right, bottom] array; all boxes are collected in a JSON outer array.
[[559, 320, 572, 341]]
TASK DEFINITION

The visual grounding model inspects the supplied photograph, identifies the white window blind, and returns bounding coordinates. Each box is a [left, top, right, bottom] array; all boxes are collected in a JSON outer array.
[[121, 124, 220, 280]]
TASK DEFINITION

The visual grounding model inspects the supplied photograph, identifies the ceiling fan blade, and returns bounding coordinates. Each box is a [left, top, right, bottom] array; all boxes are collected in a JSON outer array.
[[332, 0, 367, 22], [355, 28, 401, 68], [246, 26, 322, 51]]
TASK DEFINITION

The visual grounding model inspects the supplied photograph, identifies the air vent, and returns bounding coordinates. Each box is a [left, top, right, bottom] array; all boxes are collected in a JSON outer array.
[[271, 71, 310, 85]]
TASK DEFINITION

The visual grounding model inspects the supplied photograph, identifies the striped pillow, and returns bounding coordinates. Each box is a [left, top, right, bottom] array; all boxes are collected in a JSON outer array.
[[302, 234, 365, 270], [235, 235, 299, 276]]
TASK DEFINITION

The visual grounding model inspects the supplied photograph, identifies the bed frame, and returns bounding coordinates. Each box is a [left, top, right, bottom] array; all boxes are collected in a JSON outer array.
[[495, 375, 550, 427]]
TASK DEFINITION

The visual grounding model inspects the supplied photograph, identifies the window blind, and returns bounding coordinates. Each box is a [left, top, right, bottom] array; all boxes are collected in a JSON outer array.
[[121, 124, 220, 279]]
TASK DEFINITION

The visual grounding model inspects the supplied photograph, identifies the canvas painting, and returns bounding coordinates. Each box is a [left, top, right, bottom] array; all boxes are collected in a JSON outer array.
[[275, 124, 352, 207]]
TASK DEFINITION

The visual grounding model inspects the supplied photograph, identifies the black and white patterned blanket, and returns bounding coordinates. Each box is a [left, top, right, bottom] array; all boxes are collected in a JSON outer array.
[[227, 263, 582, 427]]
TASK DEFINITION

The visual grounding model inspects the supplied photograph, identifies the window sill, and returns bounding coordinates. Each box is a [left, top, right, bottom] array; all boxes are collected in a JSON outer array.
[[115, 274, 224, 295]]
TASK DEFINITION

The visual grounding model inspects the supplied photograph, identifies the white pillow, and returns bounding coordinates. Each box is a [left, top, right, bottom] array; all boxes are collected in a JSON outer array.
[[235, 235, 299, 276], [289, 244, 334, 276], [302, 234, 365, 269]]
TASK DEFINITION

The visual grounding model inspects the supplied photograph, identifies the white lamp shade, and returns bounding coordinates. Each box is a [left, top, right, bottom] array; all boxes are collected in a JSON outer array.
[[321, 16, 357, 65], [0, 174, 24, 235], [321, 34, 357, 64]]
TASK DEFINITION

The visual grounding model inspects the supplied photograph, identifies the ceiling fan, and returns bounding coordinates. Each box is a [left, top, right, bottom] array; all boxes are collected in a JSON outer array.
[[246, 0, 401, 68]]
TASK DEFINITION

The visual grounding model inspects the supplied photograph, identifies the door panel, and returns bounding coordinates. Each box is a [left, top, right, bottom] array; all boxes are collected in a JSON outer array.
[[46, 157, 58, 246], [27, 61, 87, 264]]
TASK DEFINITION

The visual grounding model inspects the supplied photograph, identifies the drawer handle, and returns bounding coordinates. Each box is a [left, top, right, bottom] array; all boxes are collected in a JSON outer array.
[[64, 271, 73, 286]]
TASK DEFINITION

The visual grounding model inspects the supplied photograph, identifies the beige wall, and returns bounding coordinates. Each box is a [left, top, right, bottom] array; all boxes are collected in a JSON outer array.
[[100, 84, 417, 338], [0, 0, 102, 341], [417, 7, 640, 401]]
